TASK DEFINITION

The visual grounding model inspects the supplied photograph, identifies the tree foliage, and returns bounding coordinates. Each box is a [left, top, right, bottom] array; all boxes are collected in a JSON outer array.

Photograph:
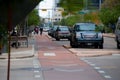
[[27, 9, 40, 26], [59, 0, 84, 16], [99, 0, 120, 25], [60, 15, 82, 26]]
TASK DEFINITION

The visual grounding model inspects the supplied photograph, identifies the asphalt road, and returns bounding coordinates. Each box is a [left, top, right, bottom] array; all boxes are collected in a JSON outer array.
[[82, 54, 120, 80]]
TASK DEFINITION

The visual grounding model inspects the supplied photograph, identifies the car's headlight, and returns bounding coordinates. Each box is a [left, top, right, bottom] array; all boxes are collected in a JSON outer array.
[[76, 33, 82, 38]]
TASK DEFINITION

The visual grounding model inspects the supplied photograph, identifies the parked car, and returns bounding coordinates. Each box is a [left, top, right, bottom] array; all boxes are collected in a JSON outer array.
[[70, 22, 104, 48], [54, 26, 71, 41], [115, 17, 120, 49], [43, 26, 50, 32], [48, 25, 59, 37]]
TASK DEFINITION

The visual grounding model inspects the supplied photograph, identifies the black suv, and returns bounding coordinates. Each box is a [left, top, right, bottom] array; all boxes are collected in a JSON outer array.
[[70, 22, 104, 48]]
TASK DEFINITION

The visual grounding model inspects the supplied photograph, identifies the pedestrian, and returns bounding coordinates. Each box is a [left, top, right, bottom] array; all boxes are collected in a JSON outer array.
[[40, 27, 43, 35], [34, 26, 39, 34]]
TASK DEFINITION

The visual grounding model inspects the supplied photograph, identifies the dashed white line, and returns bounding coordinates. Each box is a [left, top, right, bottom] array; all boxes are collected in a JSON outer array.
[[98, 70, 105, 74], [80, 59, 112, 79], [34, 70, 40, 73], [104, 75, 112, 78], [89, 64, 96, 66], [94, 67, 101, 70], [34, 75, 41, 78]]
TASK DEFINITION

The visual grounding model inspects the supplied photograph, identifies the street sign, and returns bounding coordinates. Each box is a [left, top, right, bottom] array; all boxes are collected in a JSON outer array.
[[78, 11, 85, 14], [78, 10, 90, 14]]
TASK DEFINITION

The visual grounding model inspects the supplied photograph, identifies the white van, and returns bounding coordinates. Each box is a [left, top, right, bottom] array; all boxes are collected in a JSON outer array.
[[115, 17, 120, 49]]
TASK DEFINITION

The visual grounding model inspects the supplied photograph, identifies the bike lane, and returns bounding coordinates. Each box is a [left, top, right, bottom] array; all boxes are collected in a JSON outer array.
[[35, 34, 106, 80]]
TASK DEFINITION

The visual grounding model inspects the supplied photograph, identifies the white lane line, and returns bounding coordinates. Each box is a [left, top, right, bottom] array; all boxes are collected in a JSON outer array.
[[98, 70, 105, 74], [44, 52, 56, 56], [33, 63, 39, 66], [80, 59, 112, 79], [104, 75, 112, 78], [34, 70, 40, 73], [86, 61, 92, 64], [89, 64, 96, 66], [94, 67, 101, 70], [34, 75, 41, 78]]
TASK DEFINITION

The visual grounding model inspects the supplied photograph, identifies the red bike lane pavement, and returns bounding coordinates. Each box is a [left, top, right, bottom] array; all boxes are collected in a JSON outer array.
[[35, 34, 106, 80]]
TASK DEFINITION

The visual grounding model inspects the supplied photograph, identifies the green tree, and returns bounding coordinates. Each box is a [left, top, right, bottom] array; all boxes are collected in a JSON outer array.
[[59, 0, 84, 16], [16, 9, 41, 36], [27, 9, 41, 26], [60, 15, 82, 26], [99, 0, 120, 25]]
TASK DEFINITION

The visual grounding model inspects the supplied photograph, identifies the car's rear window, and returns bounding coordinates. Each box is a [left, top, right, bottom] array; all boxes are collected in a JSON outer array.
[[59, 27, 69, 31]]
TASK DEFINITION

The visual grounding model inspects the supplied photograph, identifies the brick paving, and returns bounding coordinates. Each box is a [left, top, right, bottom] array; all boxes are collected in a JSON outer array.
[[36, 34, 106, 80]]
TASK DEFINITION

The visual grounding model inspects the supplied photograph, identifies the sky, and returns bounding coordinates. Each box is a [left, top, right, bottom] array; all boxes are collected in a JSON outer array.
[[39, 0, 55, 18]]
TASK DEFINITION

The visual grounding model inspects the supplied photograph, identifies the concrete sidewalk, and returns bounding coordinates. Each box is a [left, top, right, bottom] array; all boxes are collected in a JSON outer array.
[[0, 46, 34, 59], [0, 37, 34, 59]]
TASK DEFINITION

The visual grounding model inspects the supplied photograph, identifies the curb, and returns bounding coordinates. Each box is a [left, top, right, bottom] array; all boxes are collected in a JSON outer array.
[[68, 49, 113, 57], [0, 45, 35, 59], [75, 53, 112, 57], [63, 45, 119, 57], [0, 54, 34, 59]]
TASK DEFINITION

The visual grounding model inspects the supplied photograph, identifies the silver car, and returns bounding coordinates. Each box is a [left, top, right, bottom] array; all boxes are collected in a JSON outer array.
[[115, 17, 120, 49], [54, 26, 71, 41]]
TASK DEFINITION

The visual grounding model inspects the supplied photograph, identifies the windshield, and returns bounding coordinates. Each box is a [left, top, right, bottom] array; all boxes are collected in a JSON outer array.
[[77, 23, 96, 31], [59, 27, 69, 31]]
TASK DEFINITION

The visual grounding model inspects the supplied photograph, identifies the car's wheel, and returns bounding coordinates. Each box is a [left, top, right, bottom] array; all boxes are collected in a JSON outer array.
[[70, 40, 77, 48], [56, 37, 60, 41], [70, 40, 74, 48], [117, 41, 120, 49]]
